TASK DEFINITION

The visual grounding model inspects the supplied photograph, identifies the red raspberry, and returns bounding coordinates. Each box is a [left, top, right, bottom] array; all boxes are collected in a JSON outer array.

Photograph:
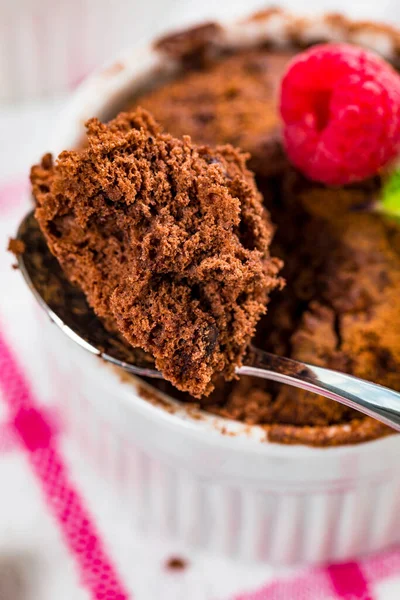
[[280, 44, 400, 185]]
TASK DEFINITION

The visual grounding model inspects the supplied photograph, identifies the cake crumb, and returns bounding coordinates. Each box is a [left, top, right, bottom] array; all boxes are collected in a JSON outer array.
[[8, 238, 25, 256], [136, 383, 176, 413], [165, 556, 188, 571]]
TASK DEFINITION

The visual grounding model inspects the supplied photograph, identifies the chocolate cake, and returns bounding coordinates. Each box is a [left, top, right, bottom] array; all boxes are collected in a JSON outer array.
[[28, 10, 400, 445], [135, 49, 292, 177], [121, 18, 400, 444], [31, 109, 282, 397]]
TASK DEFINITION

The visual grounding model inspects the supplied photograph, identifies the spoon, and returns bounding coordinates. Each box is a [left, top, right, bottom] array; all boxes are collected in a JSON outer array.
[[16, 211, 400, 433]]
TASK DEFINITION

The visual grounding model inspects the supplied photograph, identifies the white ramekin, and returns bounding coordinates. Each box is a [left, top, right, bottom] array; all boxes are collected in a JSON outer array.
[[40, 9, 400, 565]]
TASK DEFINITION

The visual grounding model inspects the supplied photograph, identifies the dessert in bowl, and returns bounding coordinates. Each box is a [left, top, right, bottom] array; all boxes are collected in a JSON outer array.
[[22, 9, 400, 564]]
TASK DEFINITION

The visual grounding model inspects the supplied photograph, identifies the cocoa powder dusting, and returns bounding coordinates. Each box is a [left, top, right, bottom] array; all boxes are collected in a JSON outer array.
[[131, 50, 295, 177]]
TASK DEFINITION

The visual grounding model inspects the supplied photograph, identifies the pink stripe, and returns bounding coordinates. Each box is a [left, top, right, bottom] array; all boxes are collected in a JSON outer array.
[[0, 331, 130, 600], [230, 528, 400, 600], [327, 562, 372, 599], [362, 548, 400, 583], [0, 422, 17, 453], [234, 571, 334, 600], [234, 560, 381, 599], [0, 178, 29, 212]]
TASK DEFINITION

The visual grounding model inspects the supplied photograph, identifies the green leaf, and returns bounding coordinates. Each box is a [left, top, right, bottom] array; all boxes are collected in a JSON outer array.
[[381, 169, 400, 218]]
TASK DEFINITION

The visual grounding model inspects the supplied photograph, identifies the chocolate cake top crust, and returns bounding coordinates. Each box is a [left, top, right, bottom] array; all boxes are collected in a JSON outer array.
[[130, 50, 294, 177], [127, 35, 400, 444], [31, 109, 282, 397]]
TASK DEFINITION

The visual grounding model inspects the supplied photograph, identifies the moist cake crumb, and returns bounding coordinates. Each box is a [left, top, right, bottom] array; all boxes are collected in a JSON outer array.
[[31, 108, 283, 397], [165, 556, 189, 571], [8, 238, 25, 256]]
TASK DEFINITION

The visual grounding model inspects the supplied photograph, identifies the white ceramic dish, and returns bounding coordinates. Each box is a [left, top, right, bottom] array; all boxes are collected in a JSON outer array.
[[41, 9, 400, 565]]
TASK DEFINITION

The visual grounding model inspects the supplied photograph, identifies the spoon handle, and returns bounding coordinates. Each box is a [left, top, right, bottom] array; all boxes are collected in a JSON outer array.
[[239, 347, 400, 432]]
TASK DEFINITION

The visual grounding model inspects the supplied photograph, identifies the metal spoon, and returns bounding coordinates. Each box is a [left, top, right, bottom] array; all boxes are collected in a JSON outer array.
[[16, 211, 400, 432]]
